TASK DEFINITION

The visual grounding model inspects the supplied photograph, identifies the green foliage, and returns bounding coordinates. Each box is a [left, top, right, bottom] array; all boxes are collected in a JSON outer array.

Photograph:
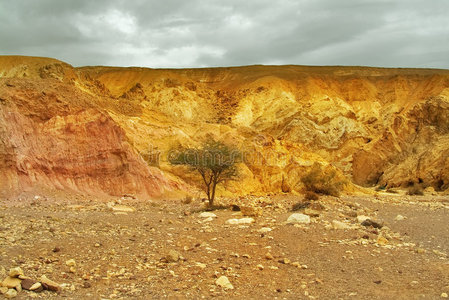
[[169, 138, 240, 206], [301, 162, 344, 197]]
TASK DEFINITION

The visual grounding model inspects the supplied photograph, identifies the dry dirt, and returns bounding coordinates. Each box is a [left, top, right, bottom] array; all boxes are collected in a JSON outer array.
[[1, 193, 449, 299]]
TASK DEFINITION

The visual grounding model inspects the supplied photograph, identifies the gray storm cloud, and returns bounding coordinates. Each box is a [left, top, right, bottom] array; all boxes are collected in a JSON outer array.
[[0, 0, 448, 68]]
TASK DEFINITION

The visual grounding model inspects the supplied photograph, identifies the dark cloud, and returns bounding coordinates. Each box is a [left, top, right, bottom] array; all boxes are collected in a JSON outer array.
[[0, 0, 448, 68]]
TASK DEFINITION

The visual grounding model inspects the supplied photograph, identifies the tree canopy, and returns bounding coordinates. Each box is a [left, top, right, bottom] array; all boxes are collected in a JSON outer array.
[[169, 139, 240, 206]]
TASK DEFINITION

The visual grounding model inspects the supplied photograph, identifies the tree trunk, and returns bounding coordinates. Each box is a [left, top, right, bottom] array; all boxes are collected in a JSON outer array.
[[210, 182, 216, 206], [205, 184, 211, 204]]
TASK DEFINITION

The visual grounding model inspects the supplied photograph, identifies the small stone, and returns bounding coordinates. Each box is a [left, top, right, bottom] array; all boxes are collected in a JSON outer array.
[[291, 262, 301, 268], [66, 259, 76, 267], [278, 258, 291, 264], [82, 282, 91, 288], [2, 277, 22, 289], [286, 213, 310, 224], [0, 287, 8, 294], [29, 282, 43, 292], [361, 219, 383, 229], [199, 212, 217, 218], [111, 205, 136, 212], [332, 220, 352, 230], [441, 293, 448, 298], [416, 248, 426, 254], [377, 236, 389, 246], [52, 247, 61, 253], [195, 262, 207, 269], [395, 215, 406, 221], [409, 281, 419, 287], [165, 250, 180, 263], [265, 253, 274, 260], [4, 289, 17, 299], [21, 278, 37, 290], [225, 218, 255, 225], [258, 227, 272, 233], [8, 267, 23, 278], [257, 264, 264, 270], [40, 275, 61, 292], [215, 276, 234, 290], [356, 215, 370, 223]]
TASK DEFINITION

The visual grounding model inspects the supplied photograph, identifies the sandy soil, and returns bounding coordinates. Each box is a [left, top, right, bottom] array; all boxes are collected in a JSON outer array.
[[1, 193, 449, 299]]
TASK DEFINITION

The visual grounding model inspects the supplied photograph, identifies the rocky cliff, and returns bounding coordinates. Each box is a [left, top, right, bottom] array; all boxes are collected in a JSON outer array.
[[1, 56, 448, 199]]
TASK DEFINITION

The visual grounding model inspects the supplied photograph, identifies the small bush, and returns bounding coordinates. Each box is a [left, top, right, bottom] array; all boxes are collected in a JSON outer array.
[[407, 184, 424, 196], [301, 163, 345, 197], [304, 191, 319, 201], [182, 195, 193, 204], [292, 202, 310, 211]]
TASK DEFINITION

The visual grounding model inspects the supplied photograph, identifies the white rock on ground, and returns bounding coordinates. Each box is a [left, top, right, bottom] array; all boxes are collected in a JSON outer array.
[[8, 267, 23, 278], [356, 215, 370, 223], [4, 289, 18, 299], [286, 213, 311, 224], [395, 215, 406, 221], [215, 276, 234, 289], [332, 220, 352, 230], [226, 218, 255, 225], [199, 212, 217, 218], [111, 205, 136, 212]]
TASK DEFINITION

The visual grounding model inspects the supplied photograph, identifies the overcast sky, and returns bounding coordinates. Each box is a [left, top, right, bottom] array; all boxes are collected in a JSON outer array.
[[1, 0, 448, 69]]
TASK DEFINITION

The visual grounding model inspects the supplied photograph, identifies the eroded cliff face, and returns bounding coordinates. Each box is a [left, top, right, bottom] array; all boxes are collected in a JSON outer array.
[[1, 56, 448, 198], [0, 72, 180, 199]]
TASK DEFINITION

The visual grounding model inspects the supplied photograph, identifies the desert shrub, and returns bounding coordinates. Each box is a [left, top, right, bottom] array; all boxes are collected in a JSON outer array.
[[301, 163, 345, 197], [407, 184, 424, 196], [292, 201, 310, 211], [304, 191, 319, 201], [182, 195, 193, 204]]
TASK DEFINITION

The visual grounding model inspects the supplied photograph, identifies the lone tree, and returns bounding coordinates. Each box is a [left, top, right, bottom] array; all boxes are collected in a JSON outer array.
[[169, 138, 240, 206]]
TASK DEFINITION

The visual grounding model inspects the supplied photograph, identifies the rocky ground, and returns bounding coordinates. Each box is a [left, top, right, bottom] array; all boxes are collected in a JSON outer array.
[[1, 193, 449, 299]]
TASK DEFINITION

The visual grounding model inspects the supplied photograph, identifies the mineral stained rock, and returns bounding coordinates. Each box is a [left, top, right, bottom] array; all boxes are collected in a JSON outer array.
[[1, 56, 448, 198]]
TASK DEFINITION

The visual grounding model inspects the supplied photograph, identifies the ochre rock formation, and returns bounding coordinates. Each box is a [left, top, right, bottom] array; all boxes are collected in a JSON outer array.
[[1, 56, 448, 198]]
